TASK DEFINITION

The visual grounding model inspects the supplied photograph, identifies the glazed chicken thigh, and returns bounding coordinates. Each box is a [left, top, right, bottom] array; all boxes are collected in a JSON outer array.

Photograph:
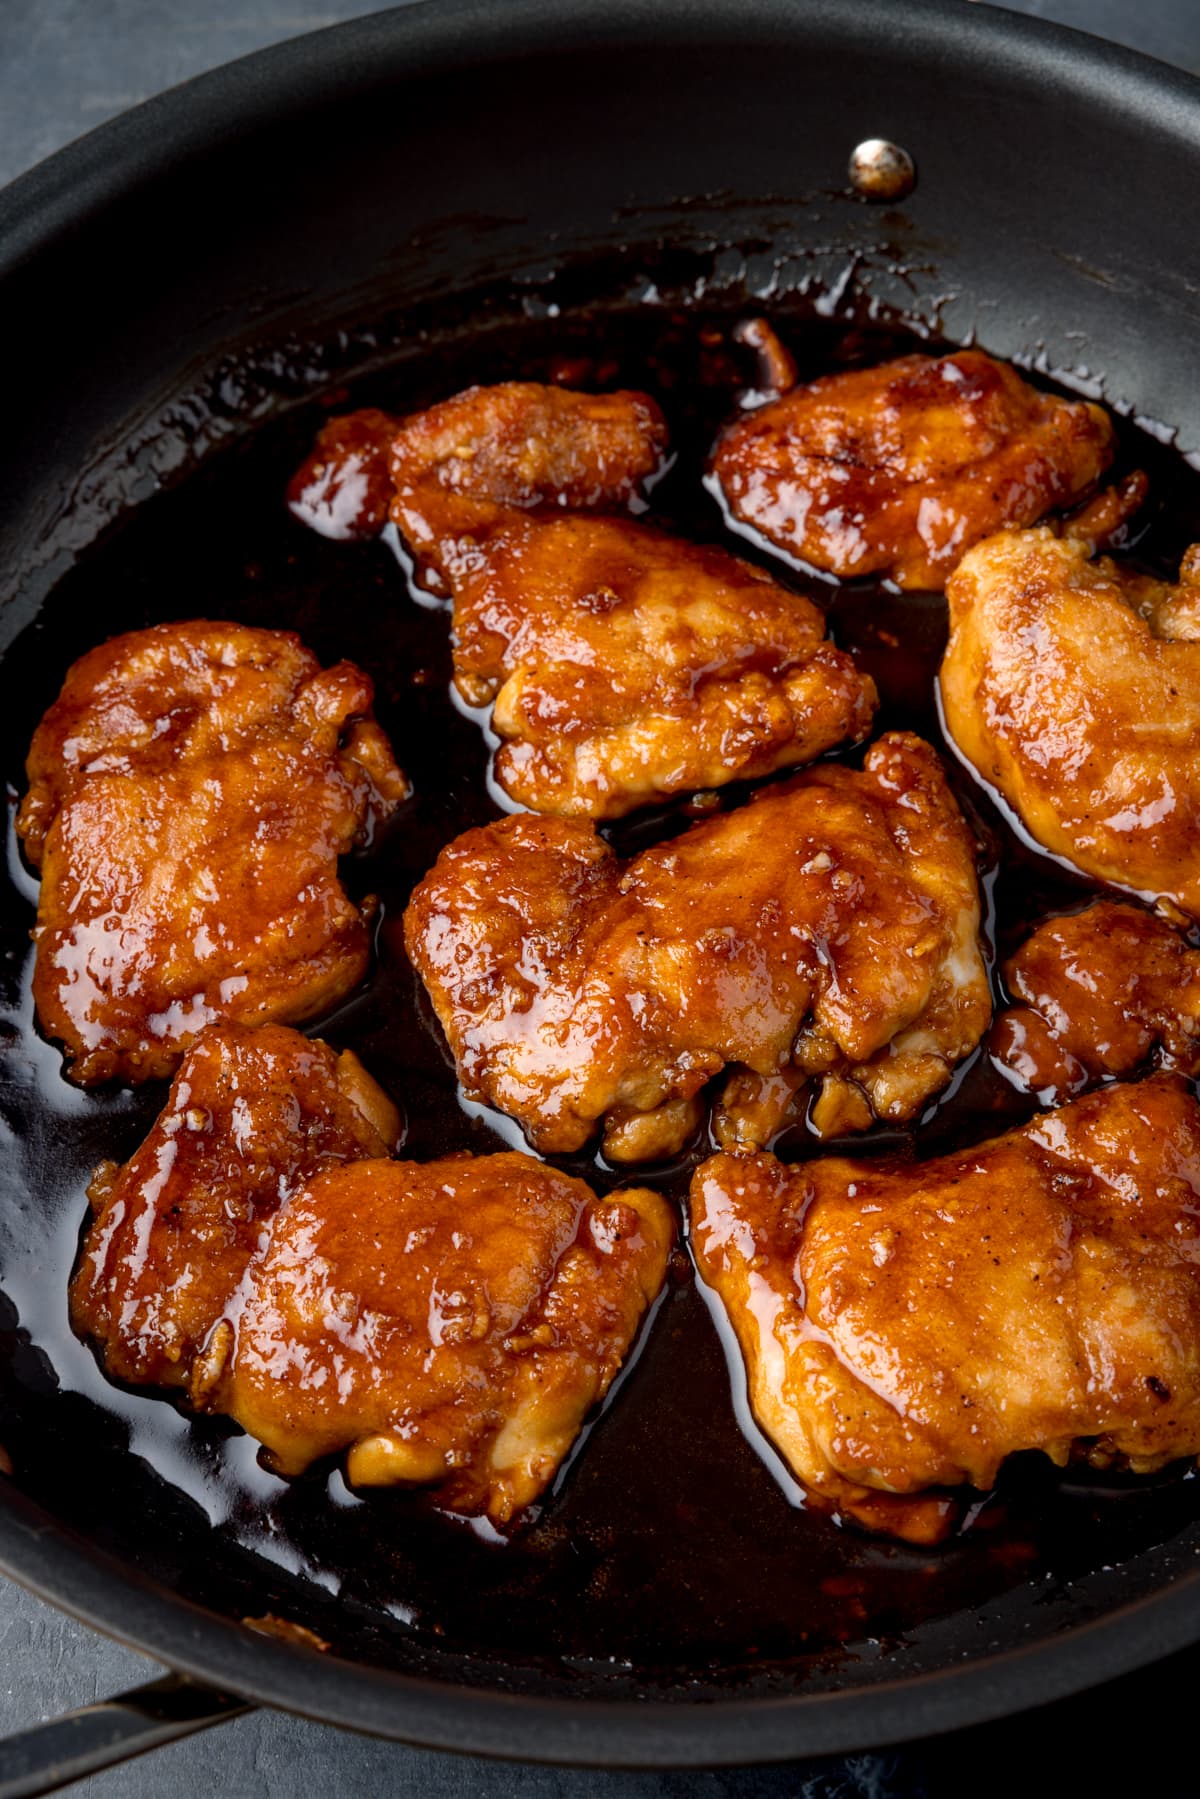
[[18, 622, 408, 1084], [432, 509, 876, 820], [991, 901, 1200, 1101], [405, 731, 990, 1161], [387, 379, 668, 566], [71, 1022, 402, 1388], [691, 1075, 1200, 1543], [196, 1153, 673, 1523], [287, 407, 400, 540], [940, 529, 1200, 916], [291, 381, 878, 818], [711, 349, 1115, 589]]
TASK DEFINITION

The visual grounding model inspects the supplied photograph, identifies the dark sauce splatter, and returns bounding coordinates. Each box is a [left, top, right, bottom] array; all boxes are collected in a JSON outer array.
[[3, 304, 1200, 1696]]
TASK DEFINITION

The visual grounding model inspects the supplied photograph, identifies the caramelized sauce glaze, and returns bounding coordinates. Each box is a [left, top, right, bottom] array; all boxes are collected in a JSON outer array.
[[3, 306, 1200, 1691]]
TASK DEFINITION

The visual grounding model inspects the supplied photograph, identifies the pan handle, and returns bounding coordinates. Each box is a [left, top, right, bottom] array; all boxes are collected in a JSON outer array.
[[0, 1673, 251, 1799]]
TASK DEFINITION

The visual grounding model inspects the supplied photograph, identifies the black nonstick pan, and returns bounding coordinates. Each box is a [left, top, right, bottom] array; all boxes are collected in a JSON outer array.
[[4, 0, 1200, 1789]]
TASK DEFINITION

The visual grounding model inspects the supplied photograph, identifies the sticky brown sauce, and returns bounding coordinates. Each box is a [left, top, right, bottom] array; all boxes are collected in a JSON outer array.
[[2, 305, 1200, 1695]]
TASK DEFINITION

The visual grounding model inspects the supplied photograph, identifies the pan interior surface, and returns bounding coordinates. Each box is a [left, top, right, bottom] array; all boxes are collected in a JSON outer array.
[[3, 0, 1200, 1765]]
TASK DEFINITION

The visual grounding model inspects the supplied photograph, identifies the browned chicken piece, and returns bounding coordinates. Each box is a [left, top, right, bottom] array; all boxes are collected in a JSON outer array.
[[292, 383, 878, 818], [434, 512, 876, 819], [711, 349, 1115, 590], [71, 1022, 402, 1388], [195, 1153, 673, 1523], [690, 1074, 1200, 1545], [1060, 469, 1150, 555], [733, 317, 798, 402], [940, 529, 1200, 917], [388, 380, 669, 568], [990, 901, 1200, 1101], [287, 407, 399, 540], [17, 621, 409, 1085], [404, 731, 990, 1162]]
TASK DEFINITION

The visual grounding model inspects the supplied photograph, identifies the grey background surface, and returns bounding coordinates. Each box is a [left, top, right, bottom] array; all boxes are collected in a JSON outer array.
[[3, 1, 1200, 1793]]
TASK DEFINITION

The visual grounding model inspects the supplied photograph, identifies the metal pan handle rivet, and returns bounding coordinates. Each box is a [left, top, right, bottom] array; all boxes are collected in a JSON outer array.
[[848, 138, 917, 200]]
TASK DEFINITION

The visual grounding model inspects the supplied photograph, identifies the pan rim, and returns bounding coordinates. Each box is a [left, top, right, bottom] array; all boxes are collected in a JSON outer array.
[[5, 0, 1200, 1765], [3, 0, 1200, 276], [3, 1475, 1200, 1764]]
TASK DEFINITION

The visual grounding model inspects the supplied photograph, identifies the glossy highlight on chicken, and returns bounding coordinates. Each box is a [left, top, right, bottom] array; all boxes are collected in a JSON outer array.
[[404, 730, 990, 1161], [940, 528, 1200, 916], [991, 901, 1200, 1102], [287, 407, 400, 540], [292, 381, 879, 818], [711, 348, 1115, 589], [195, 1152, 673, 1523], [17, 621, 409, 1084], [71, 1022, 403, 1388], [690, 1075, 1200, 1543]]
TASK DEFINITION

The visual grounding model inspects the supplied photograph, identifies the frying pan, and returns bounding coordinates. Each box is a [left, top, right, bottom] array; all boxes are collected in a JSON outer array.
[[4, 0, 1200, 1788]]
